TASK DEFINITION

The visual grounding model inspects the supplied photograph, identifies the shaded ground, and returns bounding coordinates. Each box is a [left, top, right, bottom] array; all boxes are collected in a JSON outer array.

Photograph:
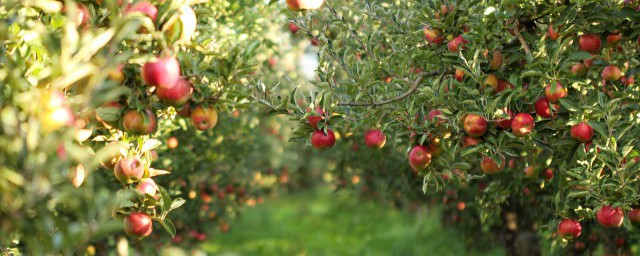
[[202, 188, 504, 256]]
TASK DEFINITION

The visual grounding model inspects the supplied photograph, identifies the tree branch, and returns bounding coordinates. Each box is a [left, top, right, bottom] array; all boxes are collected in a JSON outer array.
[[337, 71, 445, 107], [512, 26, 532, 59]]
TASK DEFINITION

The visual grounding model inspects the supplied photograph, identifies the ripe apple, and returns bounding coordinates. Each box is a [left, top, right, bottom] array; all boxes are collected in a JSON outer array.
[[164, 6, 197, 44], [606, 31, 622, 45], [167, 136, 178, 149], [543, 168, 554, 181], [496, 79, 513, 93], [628, 208, 640, 224], [447, 35, 468, 52], [311, 129, 336, 149], [548, 24, 559, 41], [523, 166, 538, 178], [286, 0, 325, 11], [496, 109, 514, 129], [463, 114, 488, 138], [142, 56, 181, 89], [124, 212, 153, 238], [108, 65, 125, 83], [122, 109, 157, 135], [409, 145, 432, 171], [288, 22, 300, 33], [307, 116, 324, 129], [480, 155, 505, 174], [156, 78, 192, 107], [455, 69, 464, 82], [535, 97, 558, 118], [457, 202, 465, 211], [114, 157, 145, 184], [428, 109, 446, 125], [483, 73, 499, 91], [136, 178, 158, 197], [621, 75, 635, 86], [601, 65, 622, 81], [570, 63, 588, 76], [40, 90, 75, 132], [423, 27, 444, 45], [489, 50, 503, 70], [511, 113, 534, 137], [597, 205, 624, 228], [125, 1, 158, 21], [462, 136, 482, 148], [578, 34, 601, 54], [570, 122, 594, 142], [364, 129, 386, 149], [583, 58, 594, 68], [176, 102, 192, 117], [190, 106, 218, 131], [557, 219, 581, 239], [545, 82, 568, 103]]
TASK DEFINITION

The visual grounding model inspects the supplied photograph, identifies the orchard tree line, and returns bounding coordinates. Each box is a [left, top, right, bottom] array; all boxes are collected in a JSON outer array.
[[1, 0, 640, 255]]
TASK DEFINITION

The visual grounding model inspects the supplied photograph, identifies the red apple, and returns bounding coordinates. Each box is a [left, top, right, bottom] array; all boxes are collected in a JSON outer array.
[[535, 97, 558, 118], [428, 109, 445, 125], [122, 109, 156, 135], [124, 212, 153, 238], [447, 35, 468, 52], [364, 129, 386, 149], [307, 116, 323, 129], [125, 1, 158, 21], [409, 145, 432, 171], [511, 113, 534, 137], [480, 155, 505, 175], [423, 27, 444, 45], [628, 208, 640, 224], [557, 219, 581, 239], [114, 157, 145, 184], [601, 65, 622, 81], [523, 166, 538, 178], [311, 129, 336, 150], [136, 178, 158, 197], [496, 109, 514, 129], [156, 78, 192, 107], [142, 56, 181, 89], [584, 58, 594, 68], [597, 205, 624, 228], [543, 168, 554, 181], [496, 79, 514, 93], [176, 102, 192, 117], [578, 34, 601, 54], [571, 63, 588, 76], [190, 106, 218, 131], [548, 24, 559, 41], [455, 69, 464, 82], [288, 22, 300, 33], [570, 122, 594, 142], [462, 136, 482, 148], [606, 31, 622, 45], [483, 73, 499, 91], [545, 82, 568, 103], [286, 0, 325, 11], [489, 50, 503, 70], [463, 114, 488, 138]]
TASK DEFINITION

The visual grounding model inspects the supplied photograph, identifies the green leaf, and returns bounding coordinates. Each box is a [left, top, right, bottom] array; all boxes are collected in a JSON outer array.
[[158, 218, 176, 238], [169, 198, 186, 212]]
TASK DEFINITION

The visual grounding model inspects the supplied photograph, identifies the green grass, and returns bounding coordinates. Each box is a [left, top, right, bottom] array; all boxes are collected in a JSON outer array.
[[201, 187, 504, 256]]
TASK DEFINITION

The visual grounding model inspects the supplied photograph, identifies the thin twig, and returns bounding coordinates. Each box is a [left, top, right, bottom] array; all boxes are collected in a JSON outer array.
[[512, 25, 532, 59], [337, 71, 445, 107]]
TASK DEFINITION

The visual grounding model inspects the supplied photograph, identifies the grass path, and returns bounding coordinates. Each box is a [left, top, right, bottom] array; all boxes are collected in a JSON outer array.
[[202, 188, 504, 256]]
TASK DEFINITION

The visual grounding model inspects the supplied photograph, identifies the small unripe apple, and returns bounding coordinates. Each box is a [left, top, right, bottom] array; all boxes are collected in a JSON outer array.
[[156, 78, 192, 107], [136, 178, 158, 197], [409, 145, 432, 171], [534, 97, 558, 118], [597, 205, 624, 228], [511, 113, 534, 137], [570, 122, 593, 142], [124, 212, 153, 238], [496, 109, 514, 129], [364, 129, 386, 149], [480, 155, 505, 174], [548, 24, 559, 41], [125, 1, 158, 21], [628, 208, 640, 224], [601, 65, 622, 81], [311, 129, 336, 149], [190, 106, 218, 131], [454, 69, 464, 82], [557, 219, 581, 239], [286, 0, 325, 11], [122, 109, 157, 135], [570, 63, 588, 76], [114, 157, 145, 184], [447, 35, 468, 52], [167, 136, 178, 149], [108, 65, 125, 83], [578, 34, 601, 54], [142, 56, 181, 89], [463, 114, 488, 138], [544, 82, 568, 103], [423, 27, 444, 45]]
